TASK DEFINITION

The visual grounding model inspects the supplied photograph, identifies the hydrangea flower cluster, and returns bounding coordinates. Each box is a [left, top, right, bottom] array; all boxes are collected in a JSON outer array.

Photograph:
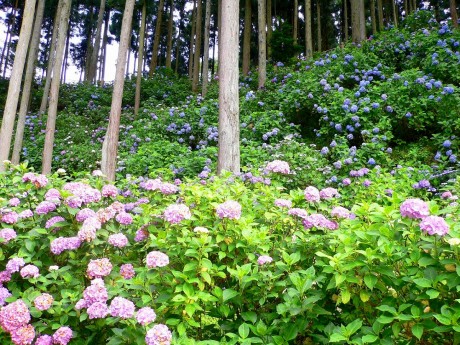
[[0, 299, 32, 343], [302, 214, 338, 230], [400, 198, 430, 219], [63, 182, 102, 205], [101, 184, 118, 197], [331, 206, 351, 219], [216, 201, 242, 220], [108, 233, 129, 248], [257, 255, 273, 265], [136, 307, 157, 325], [78, 217, 102, 242], [34, 293, 54, 311], [419, 216, 449, 236], [146, 251, 169, 268], [274, 199, 292, 208], [109, 297, 135, 319], [319, 187, 339, 199], [20, 265, 40, 279], [163, 204, 191, 224], [120, 264, 135, 279], [265, 160, 290, 174], [288, 208, 308, 219], [50, 237, 82, 255], [22, 172, 48, 188], [52, 326, 73, 345], [2, 211, 19, 224], [145, 324, 172, 345], [304, 186, 320, 202], [0, 228, 17, 244], [87, 258, 113, 279], [45, 216, 65, 229]]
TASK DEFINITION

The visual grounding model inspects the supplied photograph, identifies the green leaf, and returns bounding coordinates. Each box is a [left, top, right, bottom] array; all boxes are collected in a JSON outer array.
[[183, 283, 194, 297], [413, 278, 432, 288], [362, 334, 379, 343], [434, 314, 451, 325], [335, 274, 346, 287], [281, 324, 298, 341], [426, 289, 440, 299], [376, 315, 395, 324], [223, 289, 239, 302], [364, 274, 378, 290], [341, 289, 351, 304], [329, 333, 348, 342], [346, 319, 363, 336], [418, 257, 436, 267], [241, 311, 257, 324], [239, 323, 250, 339], [412, 324, 424, 340], [376, 305, 397, 315]]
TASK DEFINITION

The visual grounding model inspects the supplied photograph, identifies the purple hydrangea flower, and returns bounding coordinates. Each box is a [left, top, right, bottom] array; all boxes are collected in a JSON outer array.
[[216, 201, 242, 220], [164, 204, 192, 224], [109, 297, 135, 319], [419, 216, 449, 236], [400, 198, 430, 219], [146, 251, 169, 268], [136, 307, 156, 325], [145, 324, 172, 345]]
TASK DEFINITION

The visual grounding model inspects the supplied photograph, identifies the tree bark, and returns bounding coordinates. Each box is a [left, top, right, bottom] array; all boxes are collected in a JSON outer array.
[[166, 0, 174, 69], [101, 0, 135, 181], [1, 3, 18, 78], [392, 0, 398, 27], [344, 0, 348, 42], [134, 1, 147, 117], [0, 4, 17, 76], [351, 0, 366, 43], [217, 0, 240, 174], [0, 0, 36, 170], [377, 0, 384, 31], [192, 0, 203, 92], [202, 0, 212, 96], [61, 23, 71, 84], [305, 0, 312, 57], [316, 0, 321, 52], [266, 0, 272, 58], [40, 3, 63, 115], [258, 0, 266, 89], [370, 0, 377, 35], [188, 0, 196, 79], [149, 0, 165, 76], [86, 0, 106, 83], [242, 0, 251, 75], [403, 0, 408, 16], [42, 0, 72, 174], [293, 0, 298, 45], [451, 0, 458, 28], [11, 0, 45, 165], [99, 9, 109, 84]]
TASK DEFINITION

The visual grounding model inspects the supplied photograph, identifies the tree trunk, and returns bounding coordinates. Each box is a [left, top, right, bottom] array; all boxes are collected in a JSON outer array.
[[192, 0, 203, 92], [258, 0, 266, 89], [149, 0, 165, 76], [392, 0, 398, 27], [293, 0, 298, 45], [101, 0, 135, 180], [316, 0, 321, 52], [40, 3, 63, 115], [0, 0, 36, 170], [202, 0, 212, 96], [403, 0, 408, 16], [370, 0, 377, 35], [84, 6, 95, 81], [42, 0, 72, 174], [12, 0, 45, 165], [344, 0, 348, 42], [217, 0, 240, 174], [242, 0, 251, 75], [412, 0, 416, 11], [61, 23, 70, 84], [99, 10, 109, 83], [377, 0, 384, 31], [451, 0, 458, 28], [351, 0, 366, 43], [305, 0, 312, 57], [188, 0, 196, 79], [165, 0, 174, 68], [0, 4, 17, 76], [1, 3, 18, 78], [175, 6, 183, 74], [134, 1, 147, 117], [87, 0, 106, 83], [266, 0, 272, 58]]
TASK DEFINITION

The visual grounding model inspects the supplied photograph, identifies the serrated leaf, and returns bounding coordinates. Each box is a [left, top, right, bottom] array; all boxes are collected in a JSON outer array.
[[364, 274, 378, 290]]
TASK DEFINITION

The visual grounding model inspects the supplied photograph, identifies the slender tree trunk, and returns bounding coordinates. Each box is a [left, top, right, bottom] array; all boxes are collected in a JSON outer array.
[[87, 0, 106, 82], [305, 0, 312, 57], [12, 0, 45, 164], [100, 10, 109, 83], [403, 0, 408, 16], [1, 3, 18, 78], [412, 0, 416, 11], [0, 0, 36, 170], [217, 0, 240, 174], [61, 23, 70, 84], [242, 0, 251, 75], [344, 0, 348, 42], [126, 49, 131, 77], [266, 0, 272, 58], [0, 4, 16, 76], [84, 6, 95, 80], [351, 0, 366, 43], [40, 3, 63, 115], [377, 0, 384, 31], [392, 0, 398, 27], [451, 0, 458, 28], [258, 0, 266, 89], [217, 0, 222, 75], [192, 0, 203, 92], [42, 0, 72, 174], [149, 0, 165, 76], [134, 1, 147, 117], [316, 0, 321, 52], [211, 16, 216, 76], [188, 0, 196, 78], [370, 0, 377, 35], [293, 0, 298, 45], [101, 0, 135, 181], [166, 0, 174, 69], [202, 0, 212, 96]]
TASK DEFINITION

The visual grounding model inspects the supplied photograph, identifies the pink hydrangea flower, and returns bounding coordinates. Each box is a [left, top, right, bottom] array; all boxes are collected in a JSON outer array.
[[33, 293, 54, 311], [0, 286, 12, 306], [419, 216, 449, 236], [136, 307, 156, 325], [140, 178, 162, 191], [146, 251, 169, 268], [120, 264, 135, 279], [1, 211, 19, 224], [87, 302, 109, 319], [159, 182, 179, 195], [400, 198, 430, 219], [145, 324, 172, 345], [274, 199, 292, 208], [78, 217, 101, 242], [20, 265, 40, 279], [287, 208, 308, 219], [331, 206, 351, 219], [115, 212, 133, 225], [52, 326, 73, 345], [163, 204, 191, 224], [441, 191, 453, 199], [87, 258, 113, 279], [83, 278, 109, 305], [50, 237, 81, 255], [44, 188, 61, 201], [134, 228, 149, 242], [303, 214, 338, 230], [6, 258, 25, 273], [319, 187, 339, 199], [109, 297, 135, 319], [108, 233, 129, 248], [35, 201, 56, 215], [0, 270, 12, 284], [8, 198, 20, 207], [0, 299, 31, 332], [257, 255, 273, 265], [18, 210, 33, 219], [102, 185, 118, 198], [10, 324, 35, 345], [304, 186, 320, 202], [0, 228, 17, 244], [76, 208, 96, 222], [45, 216, 65, 229], [35, 334, 53, 345], [216, 201, 242, 220], [265, 160, 290, 174]]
